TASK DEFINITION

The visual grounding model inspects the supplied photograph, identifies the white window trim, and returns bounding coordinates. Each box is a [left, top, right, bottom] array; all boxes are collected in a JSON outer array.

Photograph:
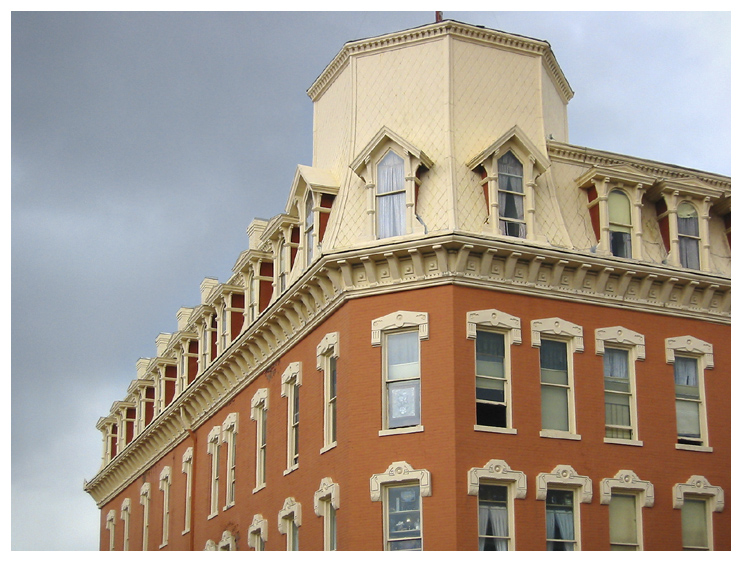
[[596, 326, 645, 446], [248, 514, 268, 551], [280, 362, 302, 474], [600, 469, 654, 551], [536, 465, 592, 551], [370, 461, 431, 551], [317, 332, 340, 453], [278, 497, 302, 551], [467, 309, 522, 434], [221, 412, 239, 508], [204, 539, 216, 551], [372, 311, 428, 435], [666, 335, 714, 451], [139, 483, 150, 551], [673, 475, 724, 551], [314, 477, 340, 551], [218, 530, 236, 551], [250, 388, 269, 492], [206, 426, 221, 518], [120, 499, 131, 551], [467, 459, 526, 551], [158, 466, 171, 548], [181, 447, 193, 535], [106, 509, 116, 551], [532, 318, 583, 439]]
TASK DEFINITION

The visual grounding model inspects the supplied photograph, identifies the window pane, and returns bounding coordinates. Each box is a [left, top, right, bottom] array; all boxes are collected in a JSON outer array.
[[679, 236, 700, 269], [540, 340, 567, 371], [676, 399, 701, 439], [610, 230, 632, 258], [388, 380, 420, 428], [476, 376, 504, 403], [497, 152, 523, 190], [377, 192, 405, 238], [605, 392, 631, 428], [604, 348, 629, 379], [387, 332, 419, 380], [674, 357, 699, 395], [476, 401, 507, 428], [377, 151, 405, 194], [677, 203, 699, 235], [546, 490, 575, 550], [388, 486, 421, 550], [476, 331, 504, 363], [479, 485, 509, 551], [681, 499, 708, 549], [609, 494, 637, 547], [608, 190, 632, 226], [541, 385, 569, 431]]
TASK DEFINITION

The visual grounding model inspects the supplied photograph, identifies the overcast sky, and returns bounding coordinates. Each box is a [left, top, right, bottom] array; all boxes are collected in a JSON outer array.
[[11, 10, 730, 551]]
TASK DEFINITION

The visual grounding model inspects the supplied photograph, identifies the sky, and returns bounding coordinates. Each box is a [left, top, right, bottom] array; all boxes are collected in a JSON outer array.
[[11, 9, 731, 551]]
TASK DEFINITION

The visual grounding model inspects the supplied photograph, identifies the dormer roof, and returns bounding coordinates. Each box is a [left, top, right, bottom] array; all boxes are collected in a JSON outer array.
[[285, 165, 339, 214]]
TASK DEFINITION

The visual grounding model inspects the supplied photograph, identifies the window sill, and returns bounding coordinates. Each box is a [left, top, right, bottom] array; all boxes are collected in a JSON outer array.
[[474, 425, 517, 435], [182, 529, 191, 536], [539, 429, 581, 441], [222, 502, 235, 512], [253, 483, 266, 494], [604, 438, 643, 447], [159, 542, 168, 549], [207, 511, 219, 520], [379, 425, 424, 437], [320, 442, 337, 455], [283, 464, 299, 476], [676, 443, 713, 453]]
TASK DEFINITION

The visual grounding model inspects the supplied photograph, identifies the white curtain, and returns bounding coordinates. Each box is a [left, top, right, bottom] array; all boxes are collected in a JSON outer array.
[[674, 357, 698, 388], [677, 203, 700, 269], [478, 505, 508, 551], [387, 332, 419, 380], [546, 510, 575, 550], [377, 152, 406, 238]]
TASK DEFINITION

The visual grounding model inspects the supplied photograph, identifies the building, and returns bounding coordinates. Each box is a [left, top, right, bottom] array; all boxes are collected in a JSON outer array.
[[84, 19, 731, 551]]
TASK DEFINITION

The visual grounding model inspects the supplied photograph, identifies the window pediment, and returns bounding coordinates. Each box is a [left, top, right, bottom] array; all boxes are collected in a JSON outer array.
[[285, 165, 339, 215], [576, 164, 655, 191], [466, 125, 549, 174], [350, 127, 433, 182]]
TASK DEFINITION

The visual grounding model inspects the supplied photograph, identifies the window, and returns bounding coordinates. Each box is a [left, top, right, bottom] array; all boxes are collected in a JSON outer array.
[[221, 413, 238, 507], [314, 477, 340, 551], [600, 469, 653, 551], [497, 151, 526, 238], [304, 195, 315, 264], [673, 475, 725, 551], [468, 459, 526, 551], [120, 499, 131, 551], [207, 426, 220, 518], [372, 311, 428, 434], [106, 509, 116, 551], [248, 514, 268, 551], [376, 151, 406, 239], [280, 363, 301, 473], [250, 388, 269, 491], [350, 127, 433, 241], [677, 202, 700, 269], [278, 497, 302, 551], [546, 489, 576, 550], [608, 190, 632, 257], [475, 331, 507, 428], [536, 465, 592, 551], [666, 335, 713, 451], [596, 327, 644, 445], [159, 466, 171, 548], [370, 461, 431, 551], [478, 485, 510, 551], [317, 332, 339, 452], [532, 318, 583, 439], [181, 448, 193, 534], [139, 483, 150, 551]]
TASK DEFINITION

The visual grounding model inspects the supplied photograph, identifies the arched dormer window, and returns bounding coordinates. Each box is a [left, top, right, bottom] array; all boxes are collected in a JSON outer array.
[[305, 195, 315, 265], [608, 190, 632, 258], [677, 202, 700, 269], [497, 151, 526, 238], [376, 150, 406, 239]]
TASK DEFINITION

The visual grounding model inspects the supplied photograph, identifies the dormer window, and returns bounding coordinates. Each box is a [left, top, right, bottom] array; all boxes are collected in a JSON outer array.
[[677, 202, 700, 269], [351, 127, 433, 242], [305, 195, 315, 265], [376, 151, 406, 239], [608, 190, 633, 258], [497, 151, 526, 238]]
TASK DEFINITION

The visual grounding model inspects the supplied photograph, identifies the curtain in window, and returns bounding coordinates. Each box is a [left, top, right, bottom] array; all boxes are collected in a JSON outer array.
[[476, 331, 505, 379], [387, 332, 419, 380], [478, 505, 508, 551], [603, 348, 629, 379], [546, 509, 575, 551], [377, 152, 406, 238], [677, 202, 700, 269], [497, 152, 525, 237], [674, 357, 698, 388]]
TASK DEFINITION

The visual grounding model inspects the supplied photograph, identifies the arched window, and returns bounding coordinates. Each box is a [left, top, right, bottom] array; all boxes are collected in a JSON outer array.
[[677, 202, 700, 269], [608, 190, 632, 258], [376, 151, 406, 239], [497, 152, 525, 238], [305, 195, 315, 264]]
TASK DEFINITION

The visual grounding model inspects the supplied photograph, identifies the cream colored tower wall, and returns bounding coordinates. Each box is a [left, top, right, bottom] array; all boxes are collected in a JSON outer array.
[[541, 65, 569, 143], [451, 39, 547, 234], [708, 215, 731, 274], [543, 161, 591, 248], [313, 62, 353, 175]]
